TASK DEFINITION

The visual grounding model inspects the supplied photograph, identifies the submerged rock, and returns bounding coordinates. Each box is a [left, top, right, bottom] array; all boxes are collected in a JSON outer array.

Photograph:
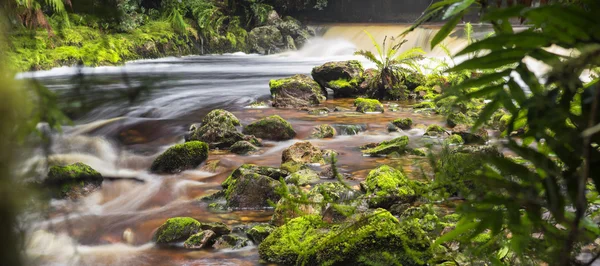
[[249, 25, 283, 55], [150, 141, 209, 174], [213, 234, 250, 249], [362, 136, 410, 156], [45, 162, 103, 199], [243, 115, 296, 141], [332, 124, 367, 135], [392, 118, 413, 130], [360, 165, 419, 208], [354, 98, 384, 113], [183, 230, 217, 249], [230, 141, 259, 155], [451, 124, 489, 144], [153, 217, 202, 244], [311, 60, 365, 97], [309, 124, 336, 139], [270, 74, 326, 108]]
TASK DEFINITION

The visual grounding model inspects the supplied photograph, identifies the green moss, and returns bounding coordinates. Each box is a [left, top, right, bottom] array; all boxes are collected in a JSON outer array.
[[425, 124, 447, 136], [392, 118, 413, 130], [354, 98, 384, 113], [153, 217, 202, 244], [326, 77, 361, 92], [247, 224, 276, 244], [280, 161, 305, 173], [150, 141, 209, 174], [269, 74, 325, 107], [47, 162, 102, 183], [409, 147, 428, 156], [286, 169, 320, 186], [444, 134, 464, 145], [201, 109, 240, 127], [183, 230, 217, 249], [214, 234, 250, 249], [222, 164, 289, 189], [309, 124, 336, 139], [363, 136, 410, 156], [447, 112, 471, 128], [413, 101, 436, 109], [361, 165, 418, 208], [243, 115, 296, 141]]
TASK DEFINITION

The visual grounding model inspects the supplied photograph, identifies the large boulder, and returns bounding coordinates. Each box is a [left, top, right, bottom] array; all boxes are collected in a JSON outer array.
[[275, 16, 313, 48], [270, 74, 326, 108], [354, 98, 384, 113], [362, 136, 410, 156], [249, 25, 284, 55], [150, 141, 209, 174], [311, 60, 365, 97], [188, 110, 250, 149], [243, 115, 296, 141], [222, 164, 289, 209], [360, 165, 419, 208], [45, 162, 103, 199], [259, 209, 433, 265], [282, 141, 325, 166]]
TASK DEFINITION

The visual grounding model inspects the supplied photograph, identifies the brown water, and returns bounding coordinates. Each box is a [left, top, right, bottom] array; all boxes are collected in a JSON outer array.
[[20, 26, 469, 265]]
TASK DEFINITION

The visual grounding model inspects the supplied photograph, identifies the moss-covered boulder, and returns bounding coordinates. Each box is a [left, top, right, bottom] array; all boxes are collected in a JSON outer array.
[[222, 164, 288, 209], [199, 222, 231, 236], [451, 124, 489, 144], [392, 118, 413, 130], [354, 98, 384, 113], [360, 165, 418, 208], [183, 230, 217, 249], [45, 162, 103, 199], [213, 234, 250, 249], [275, 16, 313, 48], [153, 217, 202, 244], [249, 25, 284, 55], [150, 141, 209, 174], [362, 136, 410, 156], [311, 60, 365, 97], [230, 141, 259, 155], [286, 168, 321, 186], [270, 74, 326, 108], [188, 110, 247, 149], [413, 101, 436, 109], [444, 134, 464, 145], [282, 141, 325, 166], [424, 124, 447, 137], [246, 224, 276, 244], [446, 112, 471, 128], [243, 115, 296, 141], [309, 124, 336, 139], [259, 209, 433, 265]]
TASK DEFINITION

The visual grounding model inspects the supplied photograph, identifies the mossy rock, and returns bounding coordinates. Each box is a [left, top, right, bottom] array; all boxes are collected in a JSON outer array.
[[413, 101, 436, 109], [243, 115, 296, 141], [354, 98, 384, 113], [280, 161, 306, 173], [201, 109, 240, 127], [409, 147, 428, 156], [249, 25, 284, 55], [45, 162, 103, 199], [308, 107, 330, 116], [360, 165, 418, 208], [246, 223, 276, 244], [222, 164, 289, 189], [451, 124, 489, 144], [286, 168, 320, 186], [200, 222, 231, 236], [150, 141, 209, 174], [183, 230, 218, 249], [259, 209, 432, 265], [444, 134, 464, 145], [270, 74, 326, 108], [362, 136, 410, 156], [223, 165, 284, 209], [311, 60, 365, 97], [392, 118, 413, 130], [309, 124, 336, 139], [153, 217, 202, 244], [424, 124, 447, 137], [446, 112, 471, 128], [282, 141, 325, 165], [213, 234, 250, 249], [230, 141, 259, 155]]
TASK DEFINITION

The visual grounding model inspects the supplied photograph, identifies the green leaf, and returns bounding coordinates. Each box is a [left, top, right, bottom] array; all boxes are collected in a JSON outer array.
[[473, 97, 501, 130], [449, 49, 526, 72], [434, 218, 478, 246], [456, 31, 551, 56], [507, 79, 527, 105], [497, 246, 510, 260], [431, 10, 465, 50], [452, 70, 512, 91], [443, 0, 475, 20], [462, 84, 504, 100], [482, 5, 527, 21]]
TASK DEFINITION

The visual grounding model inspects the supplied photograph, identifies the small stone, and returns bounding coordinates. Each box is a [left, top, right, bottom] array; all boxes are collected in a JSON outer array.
[[183, 230, 218, 249], [309, 124, 336, 139]]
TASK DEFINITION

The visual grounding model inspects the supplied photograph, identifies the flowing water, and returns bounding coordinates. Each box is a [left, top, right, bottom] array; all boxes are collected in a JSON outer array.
[[20, 24, 481, 266]]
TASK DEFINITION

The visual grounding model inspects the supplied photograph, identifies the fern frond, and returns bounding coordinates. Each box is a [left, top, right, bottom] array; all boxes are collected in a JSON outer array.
[[354, 50, 383, 68], [363, 30, 383, 62]]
